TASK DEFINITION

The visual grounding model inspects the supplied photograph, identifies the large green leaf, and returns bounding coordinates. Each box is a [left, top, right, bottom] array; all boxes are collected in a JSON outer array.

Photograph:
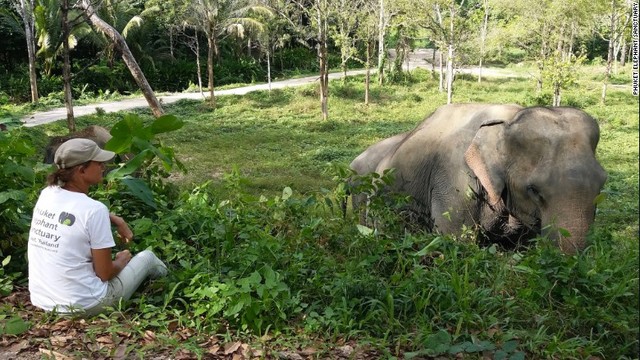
[[150, 114, 184, 134], [105, 149, 151, 181], [121, 177, 156, 209], [2, 162, 36, 183], [105, 134, 132, 154], [107, 114, 153, 151], [0, 316, 30, 335], [131, 137, 171, 166], [0, 190, 26, 205]]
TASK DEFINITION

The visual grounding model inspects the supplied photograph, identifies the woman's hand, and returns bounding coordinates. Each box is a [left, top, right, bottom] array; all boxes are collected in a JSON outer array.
[[110, 213, 133, 244], [92, 249, 132, 281], [114, 250, 132, 268]]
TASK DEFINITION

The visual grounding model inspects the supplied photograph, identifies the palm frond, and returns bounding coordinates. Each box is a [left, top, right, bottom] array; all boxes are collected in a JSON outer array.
[[122, 15, 143, 38], [0, 8, 25, 36]]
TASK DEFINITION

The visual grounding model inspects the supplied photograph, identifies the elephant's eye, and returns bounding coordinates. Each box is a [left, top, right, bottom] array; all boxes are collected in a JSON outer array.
[[527, 185, 543, 201]]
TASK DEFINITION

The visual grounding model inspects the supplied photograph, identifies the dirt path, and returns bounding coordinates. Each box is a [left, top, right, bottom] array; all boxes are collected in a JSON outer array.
[[21, 50, 521, 127]]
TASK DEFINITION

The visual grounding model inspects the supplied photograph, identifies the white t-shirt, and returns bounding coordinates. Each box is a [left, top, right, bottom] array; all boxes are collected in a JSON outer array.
[[28, 186, 116, 312]]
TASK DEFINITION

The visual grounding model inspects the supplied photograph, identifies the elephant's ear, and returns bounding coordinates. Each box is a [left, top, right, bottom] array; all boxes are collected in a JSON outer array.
[[464, 120, 506, 207]]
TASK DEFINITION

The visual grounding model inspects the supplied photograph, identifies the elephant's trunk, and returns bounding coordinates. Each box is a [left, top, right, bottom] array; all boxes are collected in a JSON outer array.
[[541, 199, 596, 255]]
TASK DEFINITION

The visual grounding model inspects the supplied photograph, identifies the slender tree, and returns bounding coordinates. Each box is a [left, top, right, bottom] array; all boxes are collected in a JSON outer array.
[[77, 0, 164, 117], [330, 0, 362, 82], [273, 0, 333, 120], [491, 0, 601, 98], [600, 0, 632, 103], [350, 0, 379, 104], [61, 0, 74, 131], [188, 0, 270, 108], [376, 0, 401, 85], [409, 0, 480, 103], [13, 0, 39, 103], [477, 0, 489, 83]]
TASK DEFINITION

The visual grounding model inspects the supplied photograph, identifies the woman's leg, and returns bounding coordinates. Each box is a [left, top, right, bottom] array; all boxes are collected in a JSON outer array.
[[110, 250, 167, 300], [85, 250, 167, 315]]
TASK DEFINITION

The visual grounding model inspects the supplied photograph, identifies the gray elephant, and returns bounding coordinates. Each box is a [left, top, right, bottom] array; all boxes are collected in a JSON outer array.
[[350, 103, 607, 254], [44, 125, 112, 164]]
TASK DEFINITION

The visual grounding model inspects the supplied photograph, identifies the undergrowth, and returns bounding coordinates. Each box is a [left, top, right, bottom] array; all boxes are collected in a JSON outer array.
[[1, 67, 638, 358]]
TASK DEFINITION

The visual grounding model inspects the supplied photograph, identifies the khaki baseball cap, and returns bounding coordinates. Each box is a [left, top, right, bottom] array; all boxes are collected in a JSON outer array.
[[54, 138, 115, 169]]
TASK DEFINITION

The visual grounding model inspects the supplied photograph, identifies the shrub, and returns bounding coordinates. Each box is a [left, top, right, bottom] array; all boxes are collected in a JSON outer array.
[[147, 59, 198, 92], [0, 128, 48, 256], [215, 57, 266, 86]]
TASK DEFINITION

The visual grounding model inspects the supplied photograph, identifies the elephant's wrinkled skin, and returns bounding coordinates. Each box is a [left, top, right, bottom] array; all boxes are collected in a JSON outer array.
[[44, 125, 112, 164], [350, 104, 607, 254]]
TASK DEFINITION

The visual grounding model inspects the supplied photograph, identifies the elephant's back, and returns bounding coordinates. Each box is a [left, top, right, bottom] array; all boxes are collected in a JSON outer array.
[[350, 131, 409, 175], [384, 104, 522, 172]]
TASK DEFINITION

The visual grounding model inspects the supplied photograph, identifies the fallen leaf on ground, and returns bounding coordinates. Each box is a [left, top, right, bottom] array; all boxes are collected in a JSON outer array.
[[224, 341, 242, 355], [96, 335, 114, 345], [8, 339, 29, 353], [300, 347, 317, 356], [113, 344, 127, 359], [277, 351, 304, 360], [50, 335, 74, 347], [39, 348, 75, 360], [208, 345, 220, 354], [337, 345, 354, 357], [143, 330, 156, 342], [51, 319, 73, 331]]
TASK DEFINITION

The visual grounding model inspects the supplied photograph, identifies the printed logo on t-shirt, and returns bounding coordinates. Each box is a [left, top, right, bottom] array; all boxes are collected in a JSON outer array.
[[30, 207, 62, 252], [58, 212, 76, 226]]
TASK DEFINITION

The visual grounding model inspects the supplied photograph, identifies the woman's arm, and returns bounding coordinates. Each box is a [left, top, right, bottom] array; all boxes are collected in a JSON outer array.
[[109, 213, 133, 244], [92, 248, 132, 281]]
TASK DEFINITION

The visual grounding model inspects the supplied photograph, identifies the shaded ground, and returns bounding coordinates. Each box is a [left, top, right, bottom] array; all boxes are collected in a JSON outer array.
[[1, 288, 385, 360]]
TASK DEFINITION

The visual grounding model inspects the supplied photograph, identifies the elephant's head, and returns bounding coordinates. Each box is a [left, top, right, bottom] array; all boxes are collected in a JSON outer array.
[[464, 107, 607, 254], [44, 125, 112, 164]]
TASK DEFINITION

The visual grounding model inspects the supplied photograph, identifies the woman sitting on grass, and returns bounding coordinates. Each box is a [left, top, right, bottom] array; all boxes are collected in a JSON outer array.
[[28, 138, 167, 315]]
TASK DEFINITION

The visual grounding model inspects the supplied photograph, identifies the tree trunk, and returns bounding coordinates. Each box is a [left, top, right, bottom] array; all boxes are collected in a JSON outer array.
[[478, 0, 488, 84], [377, 0, 385, 85], [317, 3, 329, 121], [435, 5, 444, 92], [169, 26, 175, 59], [365, 39, 372, 105], [446, 43, 454, 104], [620, 39, 627, 67], [537, 23, 548, 93], [602, 0, 616, 104], [18, 0, 39, 103], [340, 17, 348, 84], [431, 46, 436, 78], [445, 3, 455, 104], [553, 82, 561, 106], [267, 47, 272, 92], [438, 49, 444, 92], [62, 0, 75, 132], [207, 28, 216, 108], [195, 30, 204, 98], [78, 0, 163, 118]]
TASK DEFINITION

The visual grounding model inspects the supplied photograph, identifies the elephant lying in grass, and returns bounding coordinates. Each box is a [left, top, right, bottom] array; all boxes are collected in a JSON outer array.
[[350, 103, 607, 254], [43, 125, 112, 164]]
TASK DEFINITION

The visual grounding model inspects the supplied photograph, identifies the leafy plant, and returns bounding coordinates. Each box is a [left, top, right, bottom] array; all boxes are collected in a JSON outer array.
[[0, 256, 16, 296], [0, 128, 47, 255], [0, 313, 30, 336], [102, 113, 185, 209]]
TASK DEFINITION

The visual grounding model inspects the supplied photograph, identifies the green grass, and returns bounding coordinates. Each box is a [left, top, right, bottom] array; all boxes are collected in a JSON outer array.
[[8, 65, 639, 358]]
